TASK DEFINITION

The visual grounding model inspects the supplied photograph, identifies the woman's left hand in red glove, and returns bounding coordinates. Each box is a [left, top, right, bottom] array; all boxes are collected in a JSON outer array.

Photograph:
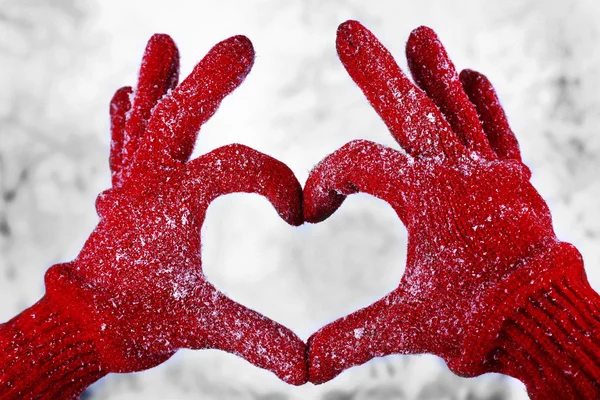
[[0, 33, 307, 400]]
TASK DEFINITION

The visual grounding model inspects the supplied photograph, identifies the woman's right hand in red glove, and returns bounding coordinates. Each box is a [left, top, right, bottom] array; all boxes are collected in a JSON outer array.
[[0, 33, 307, 399], [305, 21, 600, 399]]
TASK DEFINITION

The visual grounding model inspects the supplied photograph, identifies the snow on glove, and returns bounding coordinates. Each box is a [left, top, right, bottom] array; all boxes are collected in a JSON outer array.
[[304, 21, 600, 399], [0, 34, 307, 399]]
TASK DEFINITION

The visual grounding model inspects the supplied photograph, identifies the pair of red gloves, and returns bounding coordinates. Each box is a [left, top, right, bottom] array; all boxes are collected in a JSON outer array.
[[1, 21, 599, 400]]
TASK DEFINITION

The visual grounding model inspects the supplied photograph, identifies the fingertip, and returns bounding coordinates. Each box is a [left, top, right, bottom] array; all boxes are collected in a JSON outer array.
[[302, 194, 344, 225], [459, 68, 479, 80], [406, 25, 441, 61], [269, 329, 309, 386], [282, 343, 309, 386], [306, 332, 324, 384], [147, 33, 176, 49], [459, 68, 486, 91], [336, 20, 368, 59], [302, 172, 345, 224], [229, 34, 255, 55], [109, 86, 132, 115], [459, 69, 496, 106], [220, 34, 255, 67], [111, 85, 133, 99], [279, 176, 304, 227], [283, 207, 304, 227], [145, 33, 180, 67], [408, 25, 437, 40], [286, 369, 309, 386], [149, 33, 174, 42], [196, 35, 255, 89], [337, 19, 363, 37], [306, 328, 342, 384], [406, 25, 439, 61]]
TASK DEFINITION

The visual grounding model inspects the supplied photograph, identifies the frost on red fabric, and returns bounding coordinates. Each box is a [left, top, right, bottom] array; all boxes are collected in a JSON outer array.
[[304, 21, 600, 399], [0, 33, 307, 399]]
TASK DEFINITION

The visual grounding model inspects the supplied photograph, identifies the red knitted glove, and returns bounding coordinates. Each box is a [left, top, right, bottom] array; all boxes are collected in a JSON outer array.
[[304, 21, 600, 399], [0, 34, 307, 399]]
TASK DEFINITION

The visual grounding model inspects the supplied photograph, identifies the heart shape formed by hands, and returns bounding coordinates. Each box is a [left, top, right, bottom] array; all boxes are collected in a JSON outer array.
[[303, 20, 591, 392]]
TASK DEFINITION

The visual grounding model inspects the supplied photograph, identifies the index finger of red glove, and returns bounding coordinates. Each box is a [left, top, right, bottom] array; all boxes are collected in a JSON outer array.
[[308, 287, 428, 384], [336, 20, 463, 160], [187, 144, 303, 227], [406, 27, 496, 159], [121, 34, 180, 169], [185, 284, 308, 385], [459, 69, 522, 162], [138, 35, 255, 166], [303, 139, 414, 225]]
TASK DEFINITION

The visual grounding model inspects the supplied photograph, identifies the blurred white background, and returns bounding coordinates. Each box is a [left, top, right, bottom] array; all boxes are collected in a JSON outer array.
[[1, 0, 599, 399]]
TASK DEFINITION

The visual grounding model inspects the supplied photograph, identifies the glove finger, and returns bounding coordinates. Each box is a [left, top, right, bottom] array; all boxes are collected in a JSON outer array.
[[406, 26, 496, 159], [303, 139, 414, 224], [121, 34, 180, 169], [137, 35, 255, 167], [336, 20, 464, 160], [308, 286, 428, 384], [186, 284, 308, 386], [459, 69, 522, 162], [187, 144, 303, 226], [109, 86, 132, 187]]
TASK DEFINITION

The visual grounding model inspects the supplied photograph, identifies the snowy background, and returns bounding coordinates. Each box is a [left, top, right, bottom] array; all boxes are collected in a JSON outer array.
[[1, 0, 599, 399]]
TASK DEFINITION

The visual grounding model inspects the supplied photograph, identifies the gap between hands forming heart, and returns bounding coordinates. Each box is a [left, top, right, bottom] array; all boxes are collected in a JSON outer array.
[[202, 192, 407, 342]]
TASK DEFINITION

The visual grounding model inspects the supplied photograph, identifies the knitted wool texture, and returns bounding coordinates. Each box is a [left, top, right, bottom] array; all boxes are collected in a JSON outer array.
[[304, 21, 600, 399], [0, 34, 308, 399]]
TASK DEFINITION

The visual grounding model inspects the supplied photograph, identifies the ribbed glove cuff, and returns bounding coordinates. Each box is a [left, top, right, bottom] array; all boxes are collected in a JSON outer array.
[[446, 242, 600, 398], [0, 294, 107, 399], [491, 266, 600, 399]]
